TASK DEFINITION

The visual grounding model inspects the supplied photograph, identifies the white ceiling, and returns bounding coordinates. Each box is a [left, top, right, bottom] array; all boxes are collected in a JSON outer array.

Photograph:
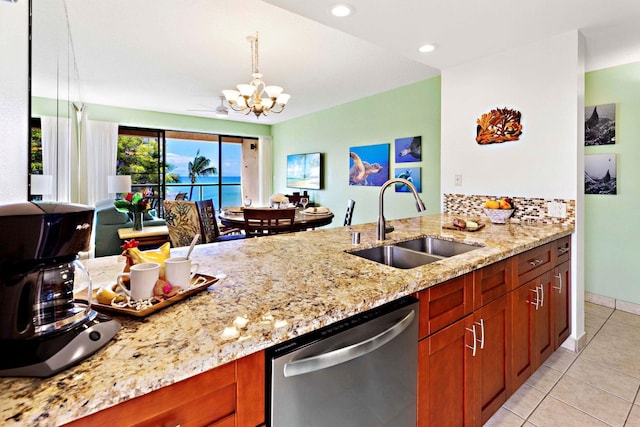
[[32, 0, 640, 126]]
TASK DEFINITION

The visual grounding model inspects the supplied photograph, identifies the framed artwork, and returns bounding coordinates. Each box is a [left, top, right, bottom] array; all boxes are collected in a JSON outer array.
[[585, 103, 615, 146], [395, 136, 421, 162], [394, 167, 421, 193], [476, 107, 523, 145], [348, 143, 389, 186], [585, 153, 616, 195]]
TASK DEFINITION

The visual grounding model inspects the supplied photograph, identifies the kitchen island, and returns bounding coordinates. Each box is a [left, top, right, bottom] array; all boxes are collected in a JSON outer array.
[[0, 214, 574, 426]]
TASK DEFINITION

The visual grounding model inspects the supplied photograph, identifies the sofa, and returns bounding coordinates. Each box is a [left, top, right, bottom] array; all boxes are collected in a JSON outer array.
[[93, 199, 166, 257]]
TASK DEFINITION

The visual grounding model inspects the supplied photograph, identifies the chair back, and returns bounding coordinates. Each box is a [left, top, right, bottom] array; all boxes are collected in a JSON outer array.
[[244, 208, 296, 237], [163, 200, 201, 247], [344, 199, 356, 226], [196, 199, 222, 243], [175, 192, 188, 200]]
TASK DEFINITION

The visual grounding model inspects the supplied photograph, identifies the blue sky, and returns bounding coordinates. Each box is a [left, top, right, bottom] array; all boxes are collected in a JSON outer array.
[[166, 138, 241, 177]]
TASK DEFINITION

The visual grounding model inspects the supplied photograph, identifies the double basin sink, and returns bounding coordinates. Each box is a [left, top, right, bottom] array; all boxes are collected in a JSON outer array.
[[348, 236, 482, 269]]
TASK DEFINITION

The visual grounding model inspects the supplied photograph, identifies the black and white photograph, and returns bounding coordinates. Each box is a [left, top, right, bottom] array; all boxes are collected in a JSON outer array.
[[585, 103, 616, 146], [585, 153, 617, 195]]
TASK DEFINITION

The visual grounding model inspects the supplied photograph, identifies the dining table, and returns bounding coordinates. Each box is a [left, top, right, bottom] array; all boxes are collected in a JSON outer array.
[[219, 206, 335, 232]]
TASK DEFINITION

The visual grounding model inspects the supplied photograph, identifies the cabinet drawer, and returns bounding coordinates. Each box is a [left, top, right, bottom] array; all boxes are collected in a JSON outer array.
[[65, 362, 236, 427], [418, 273, 473, 339], [473, 258, 513, 309], [552, 236, 571, 265], [514, 244, 552, 285]]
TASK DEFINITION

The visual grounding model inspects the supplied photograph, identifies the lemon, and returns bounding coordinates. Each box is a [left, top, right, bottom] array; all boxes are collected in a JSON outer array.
[[96, 286, 118, 304]]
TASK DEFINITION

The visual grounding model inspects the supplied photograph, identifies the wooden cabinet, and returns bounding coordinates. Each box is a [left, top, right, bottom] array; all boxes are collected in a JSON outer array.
[[418, 236, 572, 426], [472, 295, 510, 426], [553, 260, 571, 348], [64, 350, 265, 427], [418, 315, 475, 427]]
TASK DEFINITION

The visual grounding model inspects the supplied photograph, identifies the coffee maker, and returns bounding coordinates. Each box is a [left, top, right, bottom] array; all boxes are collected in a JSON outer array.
[[0, 202, 120, 377]]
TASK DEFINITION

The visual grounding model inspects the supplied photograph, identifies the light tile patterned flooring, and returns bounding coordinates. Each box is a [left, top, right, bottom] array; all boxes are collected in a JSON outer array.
[[485, 302, 640, 426]]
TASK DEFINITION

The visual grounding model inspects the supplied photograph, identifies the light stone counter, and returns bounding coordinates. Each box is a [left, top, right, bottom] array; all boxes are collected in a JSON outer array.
[[0, 214, 573, 426]]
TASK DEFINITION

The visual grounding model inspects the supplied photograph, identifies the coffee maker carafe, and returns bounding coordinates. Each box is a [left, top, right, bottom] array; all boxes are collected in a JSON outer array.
[[0, 202, 119, 377]]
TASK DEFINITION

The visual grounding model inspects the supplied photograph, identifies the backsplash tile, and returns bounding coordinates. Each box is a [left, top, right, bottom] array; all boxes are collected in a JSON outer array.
[[443, 194, 575, 227]]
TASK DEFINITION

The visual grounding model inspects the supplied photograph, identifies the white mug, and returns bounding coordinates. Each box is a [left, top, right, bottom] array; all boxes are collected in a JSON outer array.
[[165, 256, 200, 288], [116, 262, 160, 301]]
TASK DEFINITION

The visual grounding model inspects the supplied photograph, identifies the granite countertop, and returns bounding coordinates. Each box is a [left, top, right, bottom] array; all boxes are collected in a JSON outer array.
[[0, 214, 573, 426]]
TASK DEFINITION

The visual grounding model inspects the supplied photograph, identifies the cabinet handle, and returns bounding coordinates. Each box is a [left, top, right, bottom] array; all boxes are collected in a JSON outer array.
[[538, 284, 544, 308], [554, 273, 562, 292], [529, 288, 539, 310], [475, 319, 485, 350], [466, 325, 477, 357], [558, 247, 569, 255], [529, 259, 544, 267]]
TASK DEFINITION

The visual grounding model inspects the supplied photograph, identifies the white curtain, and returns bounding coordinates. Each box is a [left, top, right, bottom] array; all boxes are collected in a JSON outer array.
[[41, 116, 71, 202], [86, 120, 118, 205], [258, 136, 273, 206]]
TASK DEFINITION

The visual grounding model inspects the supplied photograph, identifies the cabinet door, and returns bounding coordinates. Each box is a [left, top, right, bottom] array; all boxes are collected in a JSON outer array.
[[418, 315, 475, 427], [418, 273, 473, 339], [533, 271, 554, 368], [553, 261, 571, 349], [509, 282, 535, 391], [472, 295, 510, 426]]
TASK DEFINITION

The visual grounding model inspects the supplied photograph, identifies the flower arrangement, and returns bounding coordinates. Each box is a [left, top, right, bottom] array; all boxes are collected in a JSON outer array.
[[114, 191, 151, 213]]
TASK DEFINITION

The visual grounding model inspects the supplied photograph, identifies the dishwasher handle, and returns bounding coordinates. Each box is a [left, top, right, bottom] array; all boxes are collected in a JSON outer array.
[[283, 309, 416, 378]]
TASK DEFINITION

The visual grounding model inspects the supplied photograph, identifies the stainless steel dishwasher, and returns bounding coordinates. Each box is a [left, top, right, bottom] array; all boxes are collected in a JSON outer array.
[[267, 296, 419, 427]]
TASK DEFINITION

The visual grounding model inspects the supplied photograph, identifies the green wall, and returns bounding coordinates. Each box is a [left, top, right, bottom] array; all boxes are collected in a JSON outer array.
[[32, 97, 271, 137], [585, 62, 640, 304], [271, 77, 441, 227]]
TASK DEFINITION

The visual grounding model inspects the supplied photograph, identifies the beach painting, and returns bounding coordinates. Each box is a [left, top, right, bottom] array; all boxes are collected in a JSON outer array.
[[349, 143, 389, 186], [394, 167, 422, 193], [395, 136, 422, 162]]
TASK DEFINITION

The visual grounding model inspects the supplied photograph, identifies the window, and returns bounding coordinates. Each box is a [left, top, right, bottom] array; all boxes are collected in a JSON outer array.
[[115, 127, 257, 213], [165, 131, 248, 209]]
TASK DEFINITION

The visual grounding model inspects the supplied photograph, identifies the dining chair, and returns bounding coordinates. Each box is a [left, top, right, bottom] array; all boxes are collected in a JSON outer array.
[[163, 200, 202, 247], [196, 199, 245, 243], [243, 208, 296, 237], [344, 199, 356, 226]]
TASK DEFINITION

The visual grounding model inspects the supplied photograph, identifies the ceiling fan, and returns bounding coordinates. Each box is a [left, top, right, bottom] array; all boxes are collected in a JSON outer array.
[[187, 96, 230, 119]]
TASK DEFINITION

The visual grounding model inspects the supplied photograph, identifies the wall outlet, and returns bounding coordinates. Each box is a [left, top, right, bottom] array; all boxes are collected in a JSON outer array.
[[454, 174, 462, 186], [547, 202, 567, 218]]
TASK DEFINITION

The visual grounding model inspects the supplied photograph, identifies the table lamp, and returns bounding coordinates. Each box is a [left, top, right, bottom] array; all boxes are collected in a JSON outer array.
[[108, 175, 131, 198]]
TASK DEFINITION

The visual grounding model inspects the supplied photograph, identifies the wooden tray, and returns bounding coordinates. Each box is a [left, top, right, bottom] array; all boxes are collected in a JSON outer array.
[[91, 274, 218, 318], [442, 222, 486, 232]]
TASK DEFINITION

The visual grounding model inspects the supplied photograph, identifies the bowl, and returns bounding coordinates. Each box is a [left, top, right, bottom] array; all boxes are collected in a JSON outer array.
[[483, 208, 515, 224]]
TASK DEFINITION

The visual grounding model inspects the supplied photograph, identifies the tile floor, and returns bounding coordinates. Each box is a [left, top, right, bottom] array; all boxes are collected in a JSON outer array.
[[485, 302, 640, 426]]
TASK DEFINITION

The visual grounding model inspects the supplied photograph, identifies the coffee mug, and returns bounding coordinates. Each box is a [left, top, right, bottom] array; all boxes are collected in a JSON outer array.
[[116, 262, 160, 301], [165, 256, 200, 288]]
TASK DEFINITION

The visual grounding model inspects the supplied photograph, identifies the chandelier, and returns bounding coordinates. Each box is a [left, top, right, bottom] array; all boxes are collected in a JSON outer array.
[[222, 33, 290, 119]]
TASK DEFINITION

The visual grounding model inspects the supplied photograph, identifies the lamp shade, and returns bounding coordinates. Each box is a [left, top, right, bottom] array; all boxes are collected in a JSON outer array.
[[30, 175, 53, 195], [108, 175, 131, 194]]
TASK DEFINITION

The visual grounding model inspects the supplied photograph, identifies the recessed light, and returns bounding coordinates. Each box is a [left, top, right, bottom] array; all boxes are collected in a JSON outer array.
[[331, 4, 354, 17], [418, 44, 436, 53]]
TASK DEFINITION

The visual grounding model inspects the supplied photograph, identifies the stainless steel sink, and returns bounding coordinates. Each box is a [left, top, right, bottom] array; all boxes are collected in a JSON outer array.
[[394, 236, 482, 257], [348, 245, 442, 269]]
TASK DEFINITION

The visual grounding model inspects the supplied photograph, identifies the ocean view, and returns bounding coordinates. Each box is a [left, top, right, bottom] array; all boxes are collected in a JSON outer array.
[[166, 176, 242, 207]]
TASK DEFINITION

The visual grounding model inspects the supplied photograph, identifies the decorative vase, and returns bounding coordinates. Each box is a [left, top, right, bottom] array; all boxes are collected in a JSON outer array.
[[133, 211, 143, 231]]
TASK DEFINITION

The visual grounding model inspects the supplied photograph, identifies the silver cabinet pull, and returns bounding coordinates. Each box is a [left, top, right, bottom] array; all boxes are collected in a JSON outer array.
[[529, 287, 540, 310], [558, 247, 569, 255], [554, 273, 562, 292], [466, 324, 477, 356], [538, 284, 544, 308], [529, 259, 544, 267], [475, 319, 485, 350], [283, 309, 415, 377]]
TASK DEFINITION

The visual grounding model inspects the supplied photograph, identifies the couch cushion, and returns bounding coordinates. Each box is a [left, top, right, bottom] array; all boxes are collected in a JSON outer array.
[[97, 207, 129, 225]]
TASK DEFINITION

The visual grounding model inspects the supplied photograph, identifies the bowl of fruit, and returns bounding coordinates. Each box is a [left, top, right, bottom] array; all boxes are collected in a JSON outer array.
[[483, 198, 515, 224]]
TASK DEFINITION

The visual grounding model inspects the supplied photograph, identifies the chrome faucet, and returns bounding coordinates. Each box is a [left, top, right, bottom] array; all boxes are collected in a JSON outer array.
[[377, 178, 426, 241]]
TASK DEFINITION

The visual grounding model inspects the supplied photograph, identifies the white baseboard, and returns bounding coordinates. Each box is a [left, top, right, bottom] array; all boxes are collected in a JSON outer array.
[[585, 291, 640, 315]]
